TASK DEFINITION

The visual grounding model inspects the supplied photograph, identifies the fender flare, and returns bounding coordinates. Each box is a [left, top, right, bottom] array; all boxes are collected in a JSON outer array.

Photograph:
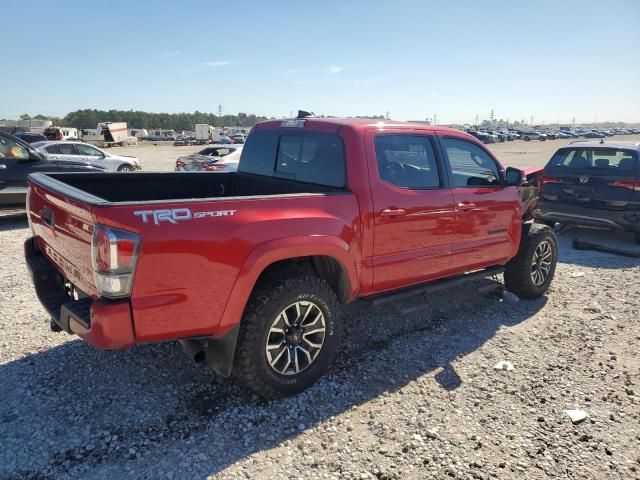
[[217, 235, 359, 334]]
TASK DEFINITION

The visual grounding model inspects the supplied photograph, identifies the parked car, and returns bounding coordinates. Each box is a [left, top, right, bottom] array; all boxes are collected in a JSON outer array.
[[538, 141, 640, 243], [519, 131, 547, 141], [175, 145, 243, 172], [173, 138, 191, 146], [33, 141, 141, 172], [25, 116, 557, 397], [584, 131, 605, 139], [13, 131, 47, 144], [231, 134, 246, 144], [0, 132, 106, 210]]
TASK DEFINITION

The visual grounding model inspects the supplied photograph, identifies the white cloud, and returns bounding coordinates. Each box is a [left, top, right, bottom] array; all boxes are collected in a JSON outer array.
[[158, 50, 181, 59], [203, 61, 233, 67], [282, 65, 344, 76]]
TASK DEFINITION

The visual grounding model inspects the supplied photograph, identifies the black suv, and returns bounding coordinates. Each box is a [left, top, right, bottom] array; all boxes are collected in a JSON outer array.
[[538, 141, 640, 242], [0, 132, 105, 210]]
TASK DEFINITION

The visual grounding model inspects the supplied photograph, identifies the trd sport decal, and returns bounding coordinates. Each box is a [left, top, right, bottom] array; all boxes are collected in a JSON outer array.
[[134, 208, 237, 225]]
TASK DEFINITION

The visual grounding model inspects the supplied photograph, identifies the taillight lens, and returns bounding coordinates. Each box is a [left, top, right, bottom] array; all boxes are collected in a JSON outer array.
[[611, 180, 639, 191], [91, 225, 140, 298], [205, 162, 224, 171]]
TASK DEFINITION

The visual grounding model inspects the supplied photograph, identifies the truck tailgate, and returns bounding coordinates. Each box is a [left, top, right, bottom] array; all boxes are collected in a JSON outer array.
[[28, 182, 98, 298]]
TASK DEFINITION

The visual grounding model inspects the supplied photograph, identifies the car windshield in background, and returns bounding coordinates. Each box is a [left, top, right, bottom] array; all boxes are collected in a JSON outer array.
[[239, 130, 346, 188], [547, 148, 637, 175]]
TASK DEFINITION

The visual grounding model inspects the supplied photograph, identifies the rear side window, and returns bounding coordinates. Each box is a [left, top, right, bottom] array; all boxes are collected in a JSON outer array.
[[240, 130, 346, 187], [374, 135, 441, 188], [45, 145, 59, 154], [548, 148, 637, 175]]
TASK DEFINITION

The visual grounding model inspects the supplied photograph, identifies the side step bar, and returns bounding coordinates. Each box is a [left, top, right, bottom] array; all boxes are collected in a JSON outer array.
[[365, 265, 505, 307]]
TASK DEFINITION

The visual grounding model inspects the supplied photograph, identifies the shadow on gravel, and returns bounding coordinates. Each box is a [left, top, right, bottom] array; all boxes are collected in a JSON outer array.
[[0, 214, 28, 232], [555, 225, 640, 269], [0, 278, 547, 479]]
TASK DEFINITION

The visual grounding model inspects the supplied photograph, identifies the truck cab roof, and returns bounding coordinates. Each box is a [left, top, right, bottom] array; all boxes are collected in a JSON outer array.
[[254, 117, 464, 136]]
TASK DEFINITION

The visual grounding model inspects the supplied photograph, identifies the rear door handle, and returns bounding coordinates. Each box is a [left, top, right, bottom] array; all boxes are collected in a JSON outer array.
[[456, 202, 476, 211], [380, 208, 406, 217]]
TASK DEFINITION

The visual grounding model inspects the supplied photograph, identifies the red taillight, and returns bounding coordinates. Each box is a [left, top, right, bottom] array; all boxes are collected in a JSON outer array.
[[542, 175, 560, 184], [611, 180, 639, 191], [205, 162, 226, 171], [91, 225, 140, 298]]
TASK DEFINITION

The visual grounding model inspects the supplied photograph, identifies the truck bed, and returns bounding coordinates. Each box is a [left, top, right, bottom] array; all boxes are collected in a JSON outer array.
[[32, 172, 345, 204]]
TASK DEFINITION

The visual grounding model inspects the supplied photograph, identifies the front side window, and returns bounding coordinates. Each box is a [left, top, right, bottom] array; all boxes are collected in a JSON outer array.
[[45, 145, 58, 154], [442, 137, 501, 187], [374, 135, 441, 189], [76, 144, 103, 156], [0, 136, 30, 160]]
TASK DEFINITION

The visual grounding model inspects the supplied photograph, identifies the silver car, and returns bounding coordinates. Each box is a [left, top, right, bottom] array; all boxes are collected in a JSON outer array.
[[33, 141, 141, 172], [175, 145, 243, 172]]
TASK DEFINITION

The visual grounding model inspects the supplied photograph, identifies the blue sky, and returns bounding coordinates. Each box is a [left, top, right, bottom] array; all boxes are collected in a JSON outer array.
[[1, 0, 639, 123]]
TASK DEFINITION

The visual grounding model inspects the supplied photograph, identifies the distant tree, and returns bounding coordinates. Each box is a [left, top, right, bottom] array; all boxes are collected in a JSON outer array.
[[20, 114, 31, 120]]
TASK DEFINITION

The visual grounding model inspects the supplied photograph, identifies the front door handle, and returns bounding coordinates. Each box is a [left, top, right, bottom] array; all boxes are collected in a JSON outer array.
[[456, 202, 476, 211], [380, 208, 406, 217]]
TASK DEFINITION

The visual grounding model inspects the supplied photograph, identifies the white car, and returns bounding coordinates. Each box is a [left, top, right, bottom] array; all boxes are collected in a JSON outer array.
[[175, 144, 243, 172], [33, 141, 141, 172]]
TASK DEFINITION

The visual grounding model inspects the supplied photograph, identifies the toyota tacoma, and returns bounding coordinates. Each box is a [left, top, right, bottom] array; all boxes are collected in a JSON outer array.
[[25, 114, 557, 397]]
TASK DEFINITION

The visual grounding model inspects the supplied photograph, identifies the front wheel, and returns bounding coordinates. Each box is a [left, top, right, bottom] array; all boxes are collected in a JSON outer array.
[[117, 165, 133, 172], [233, 268, 342, 398], [504, 224, 558, 299]]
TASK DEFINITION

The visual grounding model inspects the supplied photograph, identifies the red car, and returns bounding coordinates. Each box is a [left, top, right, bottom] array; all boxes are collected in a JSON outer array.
[[25, 115, 557, 397]]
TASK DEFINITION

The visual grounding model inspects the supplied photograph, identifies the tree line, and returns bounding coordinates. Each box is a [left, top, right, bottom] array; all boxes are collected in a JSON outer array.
[[13, 110, 273, 130]]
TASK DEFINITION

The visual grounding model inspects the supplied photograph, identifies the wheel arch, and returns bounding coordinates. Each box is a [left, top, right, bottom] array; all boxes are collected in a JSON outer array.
[[217, 236, 359, 334]]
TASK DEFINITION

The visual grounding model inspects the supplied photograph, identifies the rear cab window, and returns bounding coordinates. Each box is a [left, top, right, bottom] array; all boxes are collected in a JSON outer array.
[[239, 130, 346, 188], [547, 148, 638, 176]]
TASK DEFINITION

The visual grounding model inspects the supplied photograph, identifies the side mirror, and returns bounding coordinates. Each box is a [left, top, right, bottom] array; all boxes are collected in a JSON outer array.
[[505, 166, 527, 187], [29, 150, 44, 161]]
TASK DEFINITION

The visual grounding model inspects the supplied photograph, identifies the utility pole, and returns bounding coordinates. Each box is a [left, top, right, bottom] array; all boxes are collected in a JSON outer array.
[[530, 115, 534, 126], [218, 104, 223, 118], [433, 114, 438, 125], [385, 111, 390, 120], [474, 114, 479, 126], [489, 109, 494, 125]]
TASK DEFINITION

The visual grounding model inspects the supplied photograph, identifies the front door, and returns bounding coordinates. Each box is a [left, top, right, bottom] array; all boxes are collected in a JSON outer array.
[[367, 132, 457, 293], [438, 134, 522, 271]]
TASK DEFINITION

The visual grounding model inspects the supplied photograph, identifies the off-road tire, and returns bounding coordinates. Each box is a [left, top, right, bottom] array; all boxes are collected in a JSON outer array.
[[233, 268, 342, 398], [504, 223, 558, 299]]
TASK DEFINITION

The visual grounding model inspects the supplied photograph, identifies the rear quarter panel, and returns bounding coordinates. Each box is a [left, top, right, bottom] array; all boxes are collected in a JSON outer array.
[[96, 193, 361, 342]]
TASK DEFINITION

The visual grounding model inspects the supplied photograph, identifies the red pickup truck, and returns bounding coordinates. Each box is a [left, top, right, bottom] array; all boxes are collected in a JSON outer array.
[[25, 116, 557, 397]]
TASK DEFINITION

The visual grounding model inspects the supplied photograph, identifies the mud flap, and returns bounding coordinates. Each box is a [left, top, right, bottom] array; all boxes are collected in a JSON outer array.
[[205, 324, 240, 377]]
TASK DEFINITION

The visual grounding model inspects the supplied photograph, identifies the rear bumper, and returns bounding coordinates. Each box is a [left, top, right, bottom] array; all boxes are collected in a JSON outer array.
[[539, 201, 640, 232], [24, 237, 135, 349]]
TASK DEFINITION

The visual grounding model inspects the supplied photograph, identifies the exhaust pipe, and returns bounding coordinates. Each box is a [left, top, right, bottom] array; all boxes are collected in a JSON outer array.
[[179, 339, 207, 366]]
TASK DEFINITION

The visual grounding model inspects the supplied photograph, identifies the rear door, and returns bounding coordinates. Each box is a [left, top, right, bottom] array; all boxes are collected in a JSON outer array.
[[543, 147, 638, 209], [367, 132, 457, 292]]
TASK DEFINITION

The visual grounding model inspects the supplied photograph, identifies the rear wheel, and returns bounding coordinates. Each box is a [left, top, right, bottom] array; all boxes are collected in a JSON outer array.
[[504, 224, 558, 299], [233, 268, 342, 398]]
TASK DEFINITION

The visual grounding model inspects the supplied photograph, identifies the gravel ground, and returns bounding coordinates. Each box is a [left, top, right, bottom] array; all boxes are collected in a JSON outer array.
[[1, 216, 638, 480]]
